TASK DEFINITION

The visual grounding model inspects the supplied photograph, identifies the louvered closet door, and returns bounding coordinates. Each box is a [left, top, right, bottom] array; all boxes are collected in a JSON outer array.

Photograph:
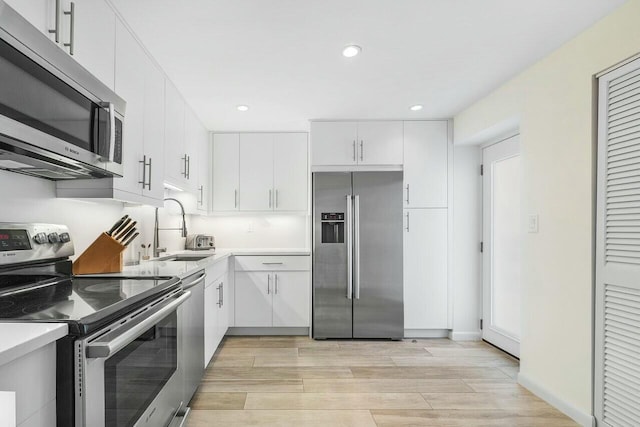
[[595, 57, 640, 427]]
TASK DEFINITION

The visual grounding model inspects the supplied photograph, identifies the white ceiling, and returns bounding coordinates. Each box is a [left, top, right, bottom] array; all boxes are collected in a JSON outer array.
[[110, 0, 625, 132]]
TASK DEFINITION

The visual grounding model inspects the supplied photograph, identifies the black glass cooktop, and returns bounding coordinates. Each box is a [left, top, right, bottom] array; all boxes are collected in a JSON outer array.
[[0, 275, 180, 335]]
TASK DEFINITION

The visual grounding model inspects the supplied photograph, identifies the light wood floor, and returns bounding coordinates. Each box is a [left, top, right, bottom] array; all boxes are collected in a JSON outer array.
[[186, 336, 577, 426]]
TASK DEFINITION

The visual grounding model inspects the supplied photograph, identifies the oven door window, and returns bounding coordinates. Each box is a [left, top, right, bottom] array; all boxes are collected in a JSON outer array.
[[0, 38, 101, 152], [104, 312, 177, 427]]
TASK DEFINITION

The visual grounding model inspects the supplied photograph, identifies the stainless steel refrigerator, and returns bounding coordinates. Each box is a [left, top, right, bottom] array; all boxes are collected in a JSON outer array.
[[312, 172, 404, 339]]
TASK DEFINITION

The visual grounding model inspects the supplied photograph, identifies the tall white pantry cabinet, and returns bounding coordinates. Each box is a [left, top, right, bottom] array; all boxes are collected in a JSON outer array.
[[403, 121, 450, 333]]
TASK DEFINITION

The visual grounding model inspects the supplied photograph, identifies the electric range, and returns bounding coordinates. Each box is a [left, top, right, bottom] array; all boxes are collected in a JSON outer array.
[[0, 223, 189, 427]]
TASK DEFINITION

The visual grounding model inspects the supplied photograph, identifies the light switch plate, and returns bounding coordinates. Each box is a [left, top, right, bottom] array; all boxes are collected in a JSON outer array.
[[528, 214, 539, 233]]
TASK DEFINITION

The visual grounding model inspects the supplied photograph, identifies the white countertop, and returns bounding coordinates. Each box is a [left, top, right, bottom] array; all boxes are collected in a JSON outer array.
[[0, 323, 68, 366], [82, 248, 311, 279]]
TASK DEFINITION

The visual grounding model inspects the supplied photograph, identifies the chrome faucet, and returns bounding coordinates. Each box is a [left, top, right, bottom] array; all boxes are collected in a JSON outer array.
[[153, 198, 188, 257]]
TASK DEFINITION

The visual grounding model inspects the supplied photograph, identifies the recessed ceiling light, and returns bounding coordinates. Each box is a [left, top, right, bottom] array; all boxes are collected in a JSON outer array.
[[237, 105, 249, 112], [342, 45, 362, 58], [410, 104, 423, 111]]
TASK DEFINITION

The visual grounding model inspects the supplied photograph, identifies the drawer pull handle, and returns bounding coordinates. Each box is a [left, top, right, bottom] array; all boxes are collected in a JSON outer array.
[[262, 262, 283, 265]]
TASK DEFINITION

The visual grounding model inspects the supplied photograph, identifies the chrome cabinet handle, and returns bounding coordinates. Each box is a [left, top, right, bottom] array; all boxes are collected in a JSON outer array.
[[48, 0, 60, 43], [63, 2, 74, 55], [354, 195, 360, 300], [139, 155, 148, 189], [346, 195, 353, 300], [269, 189, 272, 208], [352, 140, 356, 161], [406, 212, 410, 232], [198, 185, 204, 206], [217, 283, 223, 307], [181, 155, 188, 177], [147, 157, 152, 190], [220, 282, 223, 307], [405, 184, 410, 204], [262, 262, 283, 265], [267, 274, 271, 294], [234, 189, 238, 208], [86, 291, 191, 359], [139, 155, 146, 189], [186, 156, 191, 180], [274, 274, 278, 294], [360, 140, 364, 161], [275, 189, 279, 208]]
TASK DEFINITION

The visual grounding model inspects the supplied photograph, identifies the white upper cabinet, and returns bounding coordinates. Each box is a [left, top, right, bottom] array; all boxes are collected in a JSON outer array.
[[142, 57, 166, 201], [239, 133, 274, 211], [164, 81, 187, 188], [184, 107, 202, 192], [311, 122, 358, 166], [213, 133, 308, 213], [403, 121, 448, 208], [3, 0, 52, 39], [5, 0, 116, 89], [65, 0, 115, 89], [112, 18, 145, 197], [357, 121, 403, 165], [311, 121, 403, 168], [273, 133, 308, 212], [196, 127, 210, 212], [212, 134, 240, 212]]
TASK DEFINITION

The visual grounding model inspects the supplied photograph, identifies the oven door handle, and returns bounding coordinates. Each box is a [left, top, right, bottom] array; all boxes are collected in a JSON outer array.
[[85, 291, 191, 359]]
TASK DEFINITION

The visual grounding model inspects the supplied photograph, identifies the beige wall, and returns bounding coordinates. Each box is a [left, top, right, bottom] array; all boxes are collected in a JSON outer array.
[[454, 0, 640, 419]]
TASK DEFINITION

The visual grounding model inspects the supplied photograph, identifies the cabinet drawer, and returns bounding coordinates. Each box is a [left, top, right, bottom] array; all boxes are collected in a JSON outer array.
[[235, 255, 310, 272]]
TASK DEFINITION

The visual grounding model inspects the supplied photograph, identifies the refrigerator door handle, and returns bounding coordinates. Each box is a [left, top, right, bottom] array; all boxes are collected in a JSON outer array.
[[354, 194, 361, 300], [346, 195, 353, 300]]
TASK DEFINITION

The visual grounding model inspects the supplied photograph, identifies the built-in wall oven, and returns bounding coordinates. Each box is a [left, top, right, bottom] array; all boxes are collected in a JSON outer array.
[[0, 0, 125, 179]]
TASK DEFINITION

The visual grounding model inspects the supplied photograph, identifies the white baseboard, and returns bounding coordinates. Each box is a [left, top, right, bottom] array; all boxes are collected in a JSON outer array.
[[404, 329, 449, 338], [448, 331, 482, 341], [227, 327, 309, 336], [517, 372, 595, 427]]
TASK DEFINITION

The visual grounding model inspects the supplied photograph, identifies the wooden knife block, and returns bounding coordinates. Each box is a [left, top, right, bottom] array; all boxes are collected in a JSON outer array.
[[73, 232, 126, 275]]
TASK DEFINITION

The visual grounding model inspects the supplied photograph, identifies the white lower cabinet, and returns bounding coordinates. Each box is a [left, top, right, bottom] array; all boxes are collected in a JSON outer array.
[[0, 343, 56, 427], [235, 272, 272, 327], [204, 261, 229, 366], [403, 208, 449, 329], [272, 271, 310, 327], [234, 256, 311, 328]]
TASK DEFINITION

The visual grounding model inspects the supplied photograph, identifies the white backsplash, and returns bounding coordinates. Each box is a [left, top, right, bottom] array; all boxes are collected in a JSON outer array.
[[0, 171, 308, 262], [191, 215, 310, 249], [0, 170, 131, 260]]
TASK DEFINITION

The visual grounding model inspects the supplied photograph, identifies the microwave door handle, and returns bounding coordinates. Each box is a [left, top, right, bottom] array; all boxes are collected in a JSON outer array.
[[99, 102, 116, 161], [85, 291, 191, 359]]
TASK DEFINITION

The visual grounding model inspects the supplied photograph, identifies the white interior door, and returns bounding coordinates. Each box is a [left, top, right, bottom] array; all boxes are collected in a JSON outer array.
[[594, 58, 640, 427], [482, 135, 522, 357]]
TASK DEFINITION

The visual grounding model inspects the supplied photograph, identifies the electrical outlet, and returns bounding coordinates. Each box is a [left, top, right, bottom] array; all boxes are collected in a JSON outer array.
[[247, 221, 254, 233], [528, 214, 539, 233]]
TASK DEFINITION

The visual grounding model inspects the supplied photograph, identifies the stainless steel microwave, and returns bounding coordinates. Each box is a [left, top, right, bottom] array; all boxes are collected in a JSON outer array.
[[0, 1, 125, 180]]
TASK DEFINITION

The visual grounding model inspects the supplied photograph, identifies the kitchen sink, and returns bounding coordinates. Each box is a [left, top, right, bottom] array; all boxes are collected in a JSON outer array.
[[159, 255, 212, 262]]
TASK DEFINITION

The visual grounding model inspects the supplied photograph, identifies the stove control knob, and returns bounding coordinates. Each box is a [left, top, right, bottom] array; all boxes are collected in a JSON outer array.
[[33, 232, 48, 245], [59, 232, 71, 243], [209, 242, 214, 247], [48, 232, 60, 243]]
